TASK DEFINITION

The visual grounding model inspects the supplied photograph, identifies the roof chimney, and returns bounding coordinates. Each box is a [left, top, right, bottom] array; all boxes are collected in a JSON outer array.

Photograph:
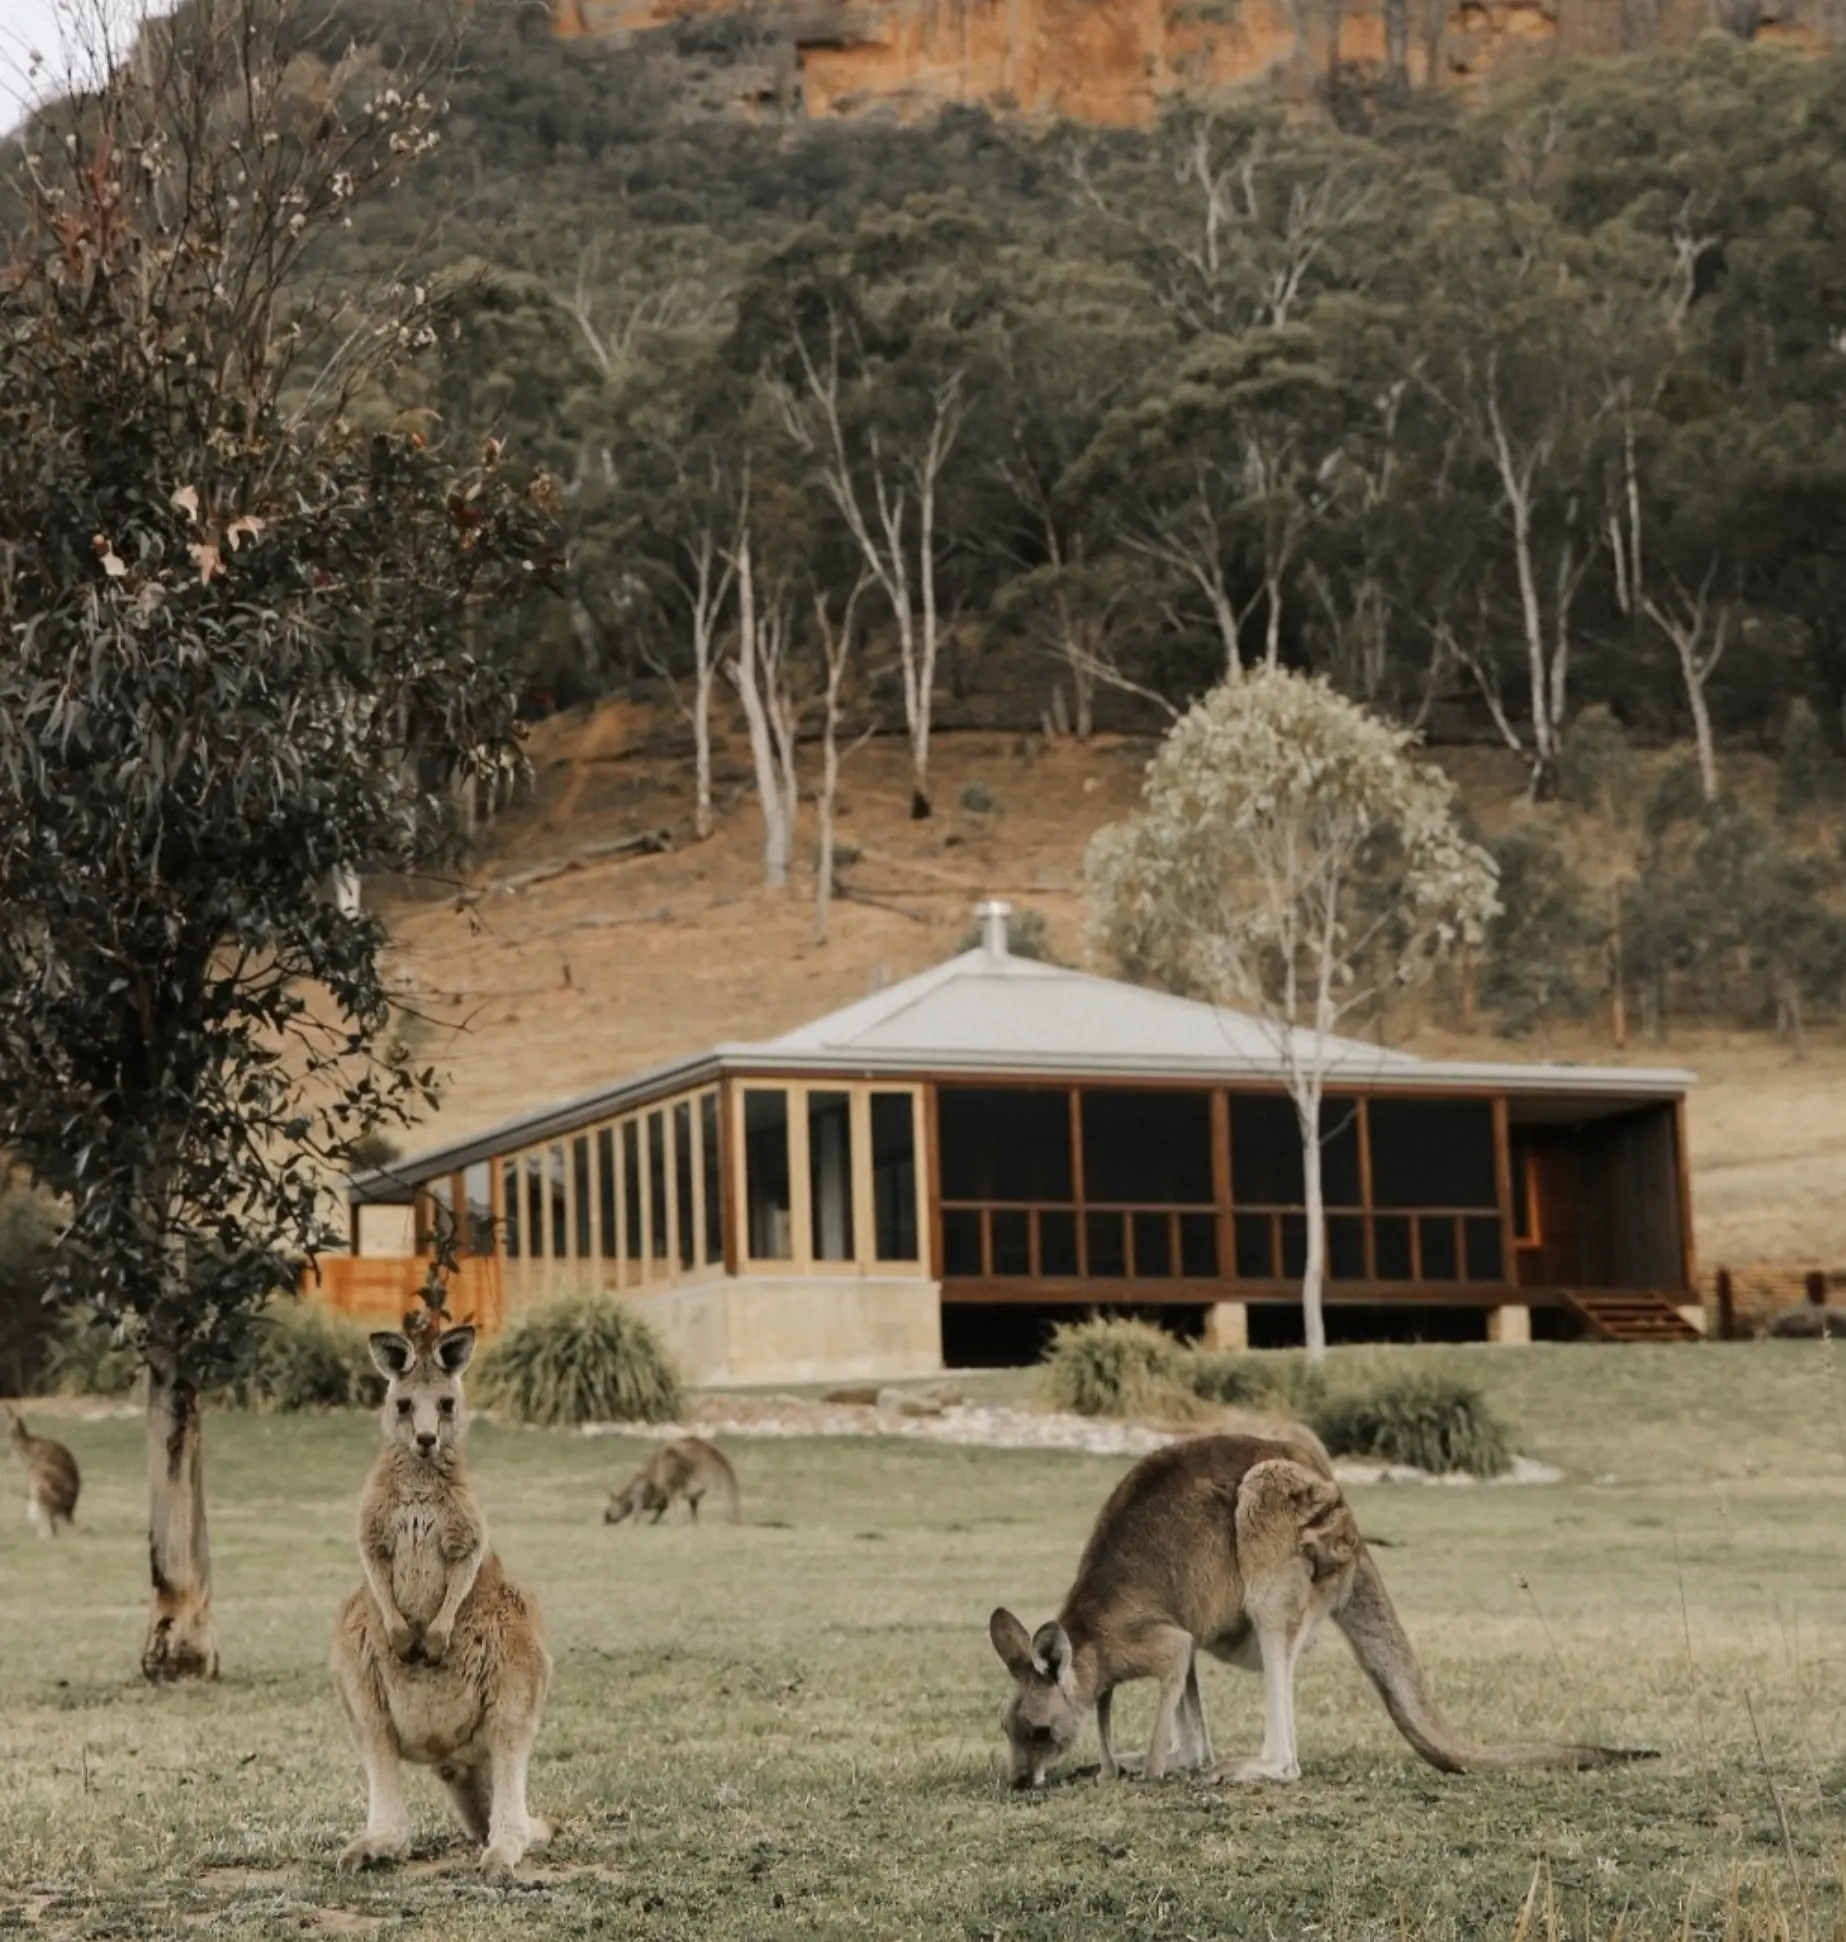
[[974, 898, 1012, 963]]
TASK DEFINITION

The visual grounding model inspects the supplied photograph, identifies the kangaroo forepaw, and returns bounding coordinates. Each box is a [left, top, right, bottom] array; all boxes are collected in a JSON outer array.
[[337, 1831, 408, 1872]]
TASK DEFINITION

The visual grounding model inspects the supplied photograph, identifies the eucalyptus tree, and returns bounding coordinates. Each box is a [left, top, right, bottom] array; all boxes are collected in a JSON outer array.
[[734, 200, 1000, 817], [0, 0, 555, 1679], [1087, 671, 1497, 1360]]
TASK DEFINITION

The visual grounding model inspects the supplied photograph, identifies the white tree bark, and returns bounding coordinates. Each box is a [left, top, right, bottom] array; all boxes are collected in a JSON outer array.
[[811, 573, 870, 945], [725, 533, 797, 889], [778, 315, 961, 818]]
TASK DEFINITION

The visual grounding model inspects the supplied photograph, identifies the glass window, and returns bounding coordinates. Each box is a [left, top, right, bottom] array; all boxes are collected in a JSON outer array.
[[573, 1136, 592, 1259], [1080, 1091, 1212, 1204], [525, 1154, 545, 1261], [1040, 1210, 1078, 1276], [597, 1128, 617, 1261], [1369, 1100, 1497, 1209], [1234, 1213, 1273, 1279], [1465, 1216, 1504, 1282], [992, 1209, 1030, 1276], [942, 1208, 981, 1276], [464, 1162, 494, 1255], [549, 1144, 568, 1258], [675, 1100, 696, 1270], [701, 1094, 724, 1266], [1132, 1211, 1172, 1277], [501, 1159, 521, 1258], [871, 1093, 918, 1261], [648, 1112, 669, 1262], [1230, 1095, 1359, 1206], [1374, 1214, 1412, 1280], [744, 1090, 792, 1260], [1419, 1215, 1459, 1280], [421, 1179, 453, 1256], [1179, 1213, 1218, 1277], [1086, 1210, 1127, 1277], [622, 1121, 643, 1262], [938, 1088, 1072, 1202], [1328, 1214, 1367, 1280], [807, 1090, 855, 1263], [1232, 1095, 1301, 1205]]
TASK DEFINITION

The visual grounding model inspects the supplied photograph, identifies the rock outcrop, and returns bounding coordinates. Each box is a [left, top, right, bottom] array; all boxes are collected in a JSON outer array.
[[551, 0, 1828, 124]]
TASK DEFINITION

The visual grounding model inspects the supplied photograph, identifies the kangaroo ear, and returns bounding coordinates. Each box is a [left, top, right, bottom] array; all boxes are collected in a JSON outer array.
[[1031, 1621, 1073, 1686], [989, 1607, 1035, 1681], [368, 1332, 413, 1379], [435, 1325, 476, 1373]]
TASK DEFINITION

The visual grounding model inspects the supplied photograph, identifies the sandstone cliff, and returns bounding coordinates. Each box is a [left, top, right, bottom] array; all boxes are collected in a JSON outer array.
[[551, 0, 1827, 124]]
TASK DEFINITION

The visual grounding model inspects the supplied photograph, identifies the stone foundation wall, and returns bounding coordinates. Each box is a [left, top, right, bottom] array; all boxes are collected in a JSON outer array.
[[630, 1274, 943, 1386]]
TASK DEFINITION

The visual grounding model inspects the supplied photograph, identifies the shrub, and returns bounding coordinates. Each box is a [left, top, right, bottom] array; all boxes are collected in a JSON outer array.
[[1040, 1317, 1201, 1420], [474, 1295, 685, 1426], [0, 1169, 62, 1395], [1310, 1369, 1511, 1478], [1188, 1349, 1326, 1420], [217, 1302, 384, 1412], [39, 1307, 143, 1397]]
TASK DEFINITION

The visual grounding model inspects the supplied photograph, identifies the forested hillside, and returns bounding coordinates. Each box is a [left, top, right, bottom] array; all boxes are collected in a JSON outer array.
[[13, 1, 1846, 1045]]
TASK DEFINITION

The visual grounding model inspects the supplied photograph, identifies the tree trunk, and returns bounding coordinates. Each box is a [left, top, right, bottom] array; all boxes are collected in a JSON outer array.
[[692, 665, 715, 841], [142, 1349, 218, 1683], [814, 703, 839, 946], [1682, 647, 1719, 804], [1608, 883, 1627, 1050], [728, 539, 792, 889], [1298, 1091, 1328, 1363]]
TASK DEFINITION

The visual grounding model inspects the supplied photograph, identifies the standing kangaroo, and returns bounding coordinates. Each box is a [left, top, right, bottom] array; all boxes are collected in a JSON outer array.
[[4, 1407, 80, 1536], [604, 1437, 741, 1527], [330, 1321, 552, 1878], [989, 1433, 1654, 1790]]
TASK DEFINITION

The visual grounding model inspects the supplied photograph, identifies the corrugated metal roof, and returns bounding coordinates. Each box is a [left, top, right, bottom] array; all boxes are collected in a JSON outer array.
[[350, 939, 1693, 1200]]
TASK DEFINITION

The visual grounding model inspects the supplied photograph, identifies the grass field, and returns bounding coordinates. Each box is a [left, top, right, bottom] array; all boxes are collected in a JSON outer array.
[[3, 1343, 1845, 1940]]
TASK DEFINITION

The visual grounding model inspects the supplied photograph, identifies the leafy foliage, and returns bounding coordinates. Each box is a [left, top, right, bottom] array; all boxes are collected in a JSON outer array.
[[474, 1295, 686, 1426], [214, 1305, 385, 1413], [39, 1309, 144, 1399], [1311, 1369, 1512, 1478], [0, 1169, 63, 1397]]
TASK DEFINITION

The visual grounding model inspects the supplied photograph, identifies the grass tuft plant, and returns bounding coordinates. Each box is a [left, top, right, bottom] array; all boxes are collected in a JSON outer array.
[[1040, 1316, 1202, 1420], [1310, 1368, 1512, 1477], [473, 1294, 685, 1427]]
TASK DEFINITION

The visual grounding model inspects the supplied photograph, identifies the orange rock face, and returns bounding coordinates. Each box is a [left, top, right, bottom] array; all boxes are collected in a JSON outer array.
[[552, 0, 1820, 123]]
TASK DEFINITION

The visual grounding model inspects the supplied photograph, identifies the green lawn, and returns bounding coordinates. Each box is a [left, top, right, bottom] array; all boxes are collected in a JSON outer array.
[[2, 1343, 1844, 1940]]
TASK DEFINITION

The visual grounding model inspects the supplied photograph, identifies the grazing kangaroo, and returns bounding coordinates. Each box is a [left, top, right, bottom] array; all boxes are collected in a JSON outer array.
[[330, 1321, 553, 1878], [4, 1407, 80, 1536], [605, 1437, 741, 1527], [989, 1433, 1654, 1791]]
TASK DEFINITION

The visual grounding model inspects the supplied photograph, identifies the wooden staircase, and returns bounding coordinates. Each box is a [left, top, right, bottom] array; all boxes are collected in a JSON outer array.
[[1559, 1290, 1703, 1343]]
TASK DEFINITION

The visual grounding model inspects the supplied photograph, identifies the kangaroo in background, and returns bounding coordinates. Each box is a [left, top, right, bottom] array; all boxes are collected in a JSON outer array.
[[4, 1407, 80, 1536], [605, 1437, 740, 1527], [330, 1320, 553, 1878], [989, 1433, 1654, 1790]]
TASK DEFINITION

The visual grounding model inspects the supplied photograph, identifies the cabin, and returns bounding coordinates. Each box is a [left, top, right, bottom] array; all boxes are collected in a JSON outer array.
[[325, 902, 1702, 1384]]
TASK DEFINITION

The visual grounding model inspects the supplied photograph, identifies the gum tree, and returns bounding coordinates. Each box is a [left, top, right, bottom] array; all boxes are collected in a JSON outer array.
[[1087, 669, 1498, 1360], [0, 0, 556, 1679]]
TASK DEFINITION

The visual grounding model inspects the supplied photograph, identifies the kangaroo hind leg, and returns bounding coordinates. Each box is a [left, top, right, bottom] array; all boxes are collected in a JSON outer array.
[[334, 1664, 413, 1870]]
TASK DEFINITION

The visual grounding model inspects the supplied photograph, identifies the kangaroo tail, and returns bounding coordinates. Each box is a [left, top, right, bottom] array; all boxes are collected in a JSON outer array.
[[1335, 1550, 1656, 1773], [716, 1457, 742, 1525]]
